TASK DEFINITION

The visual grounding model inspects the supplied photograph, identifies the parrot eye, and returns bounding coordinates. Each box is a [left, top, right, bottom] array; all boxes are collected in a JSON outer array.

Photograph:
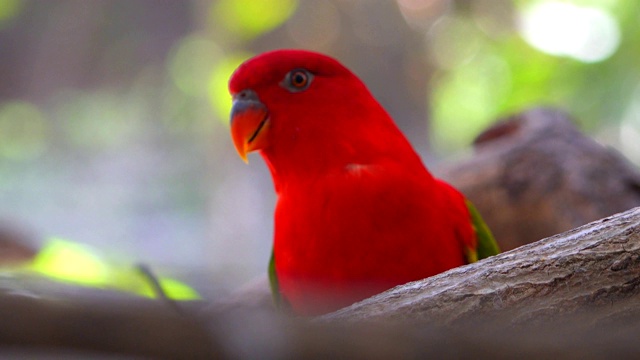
[[282, 69, 313, 92]]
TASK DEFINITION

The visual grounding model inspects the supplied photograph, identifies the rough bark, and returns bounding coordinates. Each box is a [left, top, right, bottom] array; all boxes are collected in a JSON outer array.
[[326, 206, 640, 324], [0, 290, 218, 359], [0, 220, 37, 265]]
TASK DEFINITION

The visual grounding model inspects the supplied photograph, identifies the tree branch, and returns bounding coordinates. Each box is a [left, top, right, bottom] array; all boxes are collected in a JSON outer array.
[[325, 206, 640, 325]]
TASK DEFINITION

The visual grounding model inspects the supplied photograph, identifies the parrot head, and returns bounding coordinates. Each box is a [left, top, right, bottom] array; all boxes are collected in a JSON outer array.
[[228, 49, 418, 180], [229, 50, 351, 162]]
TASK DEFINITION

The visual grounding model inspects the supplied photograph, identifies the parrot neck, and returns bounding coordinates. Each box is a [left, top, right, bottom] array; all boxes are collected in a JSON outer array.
[[260, 116, 428, 192]]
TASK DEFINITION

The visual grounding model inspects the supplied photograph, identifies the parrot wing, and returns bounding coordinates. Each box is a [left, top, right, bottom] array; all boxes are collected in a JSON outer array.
[[268, 250, 292, 311], [268, 250, 281, 306], [464, 199, 500, 263]]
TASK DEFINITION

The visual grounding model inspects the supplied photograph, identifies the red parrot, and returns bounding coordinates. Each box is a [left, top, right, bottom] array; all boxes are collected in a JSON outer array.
[[228, 50, 499, 316]]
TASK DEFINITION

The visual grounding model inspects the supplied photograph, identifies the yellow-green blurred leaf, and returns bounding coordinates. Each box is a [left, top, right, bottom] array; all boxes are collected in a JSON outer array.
[[28, 238, 110, 287], [157, 277, 201, 300], [211, 0, 298, 40], [208, 52, 252, 123], [432, 53, 512, 151], [0, 0, 23, 25], [24, 238, 200, 301]]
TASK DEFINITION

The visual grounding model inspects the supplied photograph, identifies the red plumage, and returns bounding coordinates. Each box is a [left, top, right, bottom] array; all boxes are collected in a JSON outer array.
[[229, 50, 485, 315]]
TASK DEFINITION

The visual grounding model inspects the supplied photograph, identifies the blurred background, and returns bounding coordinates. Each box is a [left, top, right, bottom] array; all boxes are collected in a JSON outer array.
[[0, 0, 638, 298]]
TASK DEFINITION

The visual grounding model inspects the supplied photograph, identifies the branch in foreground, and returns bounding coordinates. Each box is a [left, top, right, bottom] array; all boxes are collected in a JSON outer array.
[[325, 206, 640, 325]]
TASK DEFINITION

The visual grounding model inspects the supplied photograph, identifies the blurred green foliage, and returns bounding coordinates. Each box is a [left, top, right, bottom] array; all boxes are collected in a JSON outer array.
[[2, 238, 201, 300], [211, 0, 298, 40], [431, 0, 640, 153], [0, 0, 22, 27], [2, 0, 637, 160], [208, 52, 253, 121]]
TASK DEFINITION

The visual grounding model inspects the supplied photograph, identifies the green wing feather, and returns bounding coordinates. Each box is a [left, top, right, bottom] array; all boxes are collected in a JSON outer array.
[[268, 250, 291, 311], [268, 250, 281, 306], [465, 199, 500, 263]]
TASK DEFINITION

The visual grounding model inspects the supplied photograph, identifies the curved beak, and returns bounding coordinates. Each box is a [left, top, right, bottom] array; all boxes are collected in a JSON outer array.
[[229, 90, 270, 163]]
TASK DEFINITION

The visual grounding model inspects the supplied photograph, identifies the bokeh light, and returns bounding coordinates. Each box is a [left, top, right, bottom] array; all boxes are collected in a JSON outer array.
[[55, 90, 145, 150], [0, 101, 48, 161], [0, 0, 22, 26], [208, 52, 253, 123], [169, 35, 222, 98], [620, 86, 640, 164], [210, 0, 298, 40], [519, 1, 621, 63], [432, 52, 512, 150]]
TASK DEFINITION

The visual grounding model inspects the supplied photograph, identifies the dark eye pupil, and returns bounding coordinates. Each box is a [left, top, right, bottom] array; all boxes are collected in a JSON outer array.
[[292, 72, 306, 86]]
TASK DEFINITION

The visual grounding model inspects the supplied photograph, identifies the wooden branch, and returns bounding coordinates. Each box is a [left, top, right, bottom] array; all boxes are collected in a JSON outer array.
[[0, 282, 217, 358], [325, 206, 640, 325], [0, 220, 37, 265]]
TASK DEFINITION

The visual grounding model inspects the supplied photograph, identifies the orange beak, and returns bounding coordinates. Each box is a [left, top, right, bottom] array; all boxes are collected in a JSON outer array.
[[230, 90, 270, 163]]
